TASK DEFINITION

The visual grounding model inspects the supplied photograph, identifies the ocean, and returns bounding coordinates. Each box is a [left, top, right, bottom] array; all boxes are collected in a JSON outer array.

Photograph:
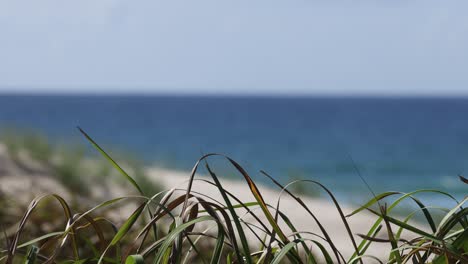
[[0, 95, 466, 205]]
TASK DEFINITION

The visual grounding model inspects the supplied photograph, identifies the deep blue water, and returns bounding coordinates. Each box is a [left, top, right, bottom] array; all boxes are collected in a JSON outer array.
[[0, 95, 467, 205]]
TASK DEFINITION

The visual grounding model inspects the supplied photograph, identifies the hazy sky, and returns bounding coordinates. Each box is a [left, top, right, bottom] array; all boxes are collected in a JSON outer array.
[[0, 0, 467, 95]]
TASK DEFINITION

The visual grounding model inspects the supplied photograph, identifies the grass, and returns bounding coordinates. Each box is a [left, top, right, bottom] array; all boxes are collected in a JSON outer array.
[[0, 128, 466, 263], [0, 127, 161, 197], [1, 129, 52, 165]]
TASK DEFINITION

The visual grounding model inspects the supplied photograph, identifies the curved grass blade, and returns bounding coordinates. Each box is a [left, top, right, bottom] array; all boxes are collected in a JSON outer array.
[[194, 179, 272, 232], [198, 201, 259, 213], [348, 189, 459, 218], [6, 194, 77, 264], [180, 155, 274, 260], [437, 208, 468, 239], [276, 210, 315, 263], [76, 215, 107, 252], [349, 255, 384, 264], [261, 170, 345, 263], [367, 208, 442, 243], [271, 239, 303, 264], [347, 192, 399, 217], [16, 232, 63, 250], [153, 216, 213, 264], [451, 228, 468, 253], [227, 159, 290, 246], [349, 189, 460, 262], [204, 162, 251, 263], [226, 159, 305, 263], [437, 197, 467, 234], [195, 199, 240, 257], [310, 240, 334, 264]]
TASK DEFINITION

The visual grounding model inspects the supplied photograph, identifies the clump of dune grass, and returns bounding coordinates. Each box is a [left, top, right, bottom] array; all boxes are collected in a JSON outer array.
[[0, 127, 161, 197], [1, 129, 52, 165], [0, 128, 466, 264]]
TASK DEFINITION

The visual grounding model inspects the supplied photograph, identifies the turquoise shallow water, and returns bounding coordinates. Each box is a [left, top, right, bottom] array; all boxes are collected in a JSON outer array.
[[0, 95, 466, 205]]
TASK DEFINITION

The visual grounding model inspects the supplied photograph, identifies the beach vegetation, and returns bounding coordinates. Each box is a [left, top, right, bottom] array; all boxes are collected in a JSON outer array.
[[0, 128, 466, 263], [0, 127, 161, 196]]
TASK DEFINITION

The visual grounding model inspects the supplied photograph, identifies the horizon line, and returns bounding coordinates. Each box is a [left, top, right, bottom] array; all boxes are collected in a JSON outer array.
[[1, 89, 468, 99]]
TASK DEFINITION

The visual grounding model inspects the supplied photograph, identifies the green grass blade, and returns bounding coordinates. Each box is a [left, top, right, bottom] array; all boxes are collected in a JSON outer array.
[[452, 228, 468, 252], [199, 202, 259, 213], [260, 170, 344, 263], [6, 194, 78, 264], [367, 208, 442, 243], [271, 239, 303, 264], [347, 192, 400, 217], [125, 255, 145, 264], [227, 159, 290, 245], [310, 241, 334, 264], [209, 226, 225, 264], [348, 189, 459, 218], [276, 211, 315, 262], [154, 216, 213, 264], [78, 127, 144, 195], [98, 203, 146, 264], [23, 245, 39, 264], [437, 196, 467, 233], [349, 189, 459, 262], [437, 208, 468, 239], [17, 232, 63, 250], [204, 162, 251, 263], [111, 203, 146, 246], [381, 206, 402, 264]]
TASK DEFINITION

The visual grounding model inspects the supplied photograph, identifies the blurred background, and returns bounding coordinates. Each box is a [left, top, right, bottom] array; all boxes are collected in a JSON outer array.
[[1, 0, 467, 205]]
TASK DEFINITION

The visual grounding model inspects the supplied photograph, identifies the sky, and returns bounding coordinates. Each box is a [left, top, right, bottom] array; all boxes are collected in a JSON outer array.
[[0, 0, 467, 96]]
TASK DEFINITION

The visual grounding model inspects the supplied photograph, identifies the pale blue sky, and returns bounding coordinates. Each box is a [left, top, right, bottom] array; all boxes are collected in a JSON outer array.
[[0, 0, 467, 95]]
